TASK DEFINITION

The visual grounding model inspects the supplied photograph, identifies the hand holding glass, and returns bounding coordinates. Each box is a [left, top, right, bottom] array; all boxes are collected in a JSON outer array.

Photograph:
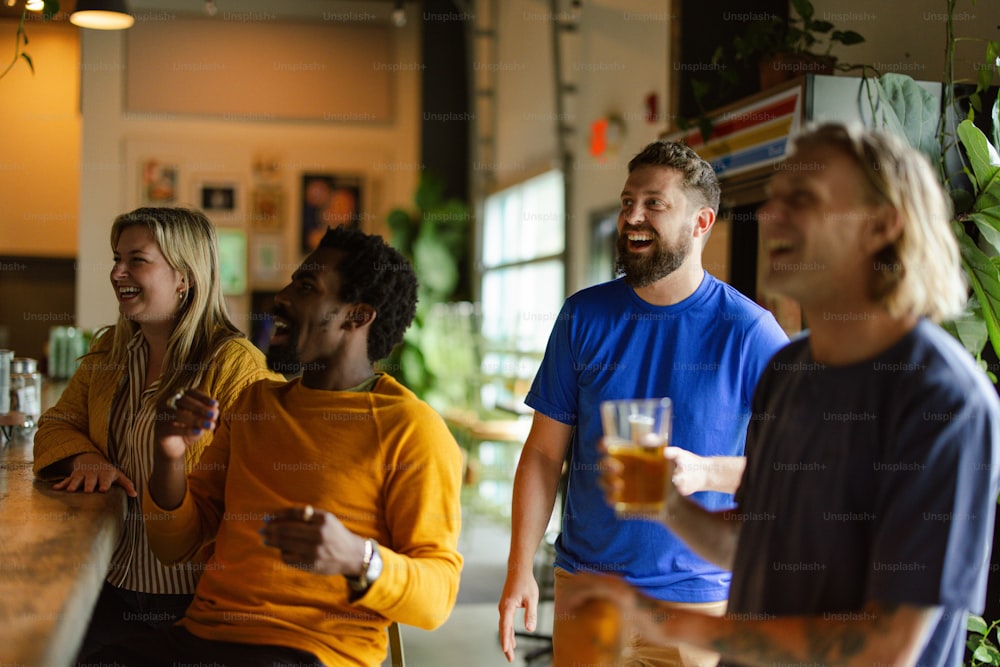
[[600, 398, 672, 515]]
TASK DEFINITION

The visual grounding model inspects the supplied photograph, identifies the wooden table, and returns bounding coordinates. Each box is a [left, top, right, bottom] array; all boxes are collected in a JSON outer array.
[[0, 429, 126, 666]]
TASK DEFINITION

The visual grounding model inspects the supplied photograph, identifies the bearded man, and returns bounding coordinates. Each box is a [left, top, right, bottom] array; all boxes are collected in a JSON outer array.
[[498, 140, 788, 667]]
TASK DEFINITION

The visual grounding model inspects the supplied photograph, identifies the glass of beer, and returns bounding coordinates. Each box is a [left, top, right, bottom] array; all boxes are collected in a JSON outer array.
[[600, 397, 672, 515]]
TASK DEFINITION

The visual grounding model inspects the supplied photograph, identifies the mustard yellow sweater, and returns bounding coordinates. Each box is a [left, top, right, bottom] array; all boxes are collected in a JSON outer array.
[[143, 375, 464, 667]]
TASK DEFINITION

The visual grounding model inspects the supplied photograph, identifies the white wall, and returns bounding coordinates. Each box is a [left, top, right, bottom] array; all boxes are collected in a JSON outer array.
[[77, 15, 422, 332]]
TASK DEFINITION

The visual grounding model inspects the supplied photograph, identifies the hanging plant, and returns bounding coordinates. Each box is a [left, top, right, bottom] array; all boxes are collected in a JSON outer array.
[[1, 1, 59, 81]]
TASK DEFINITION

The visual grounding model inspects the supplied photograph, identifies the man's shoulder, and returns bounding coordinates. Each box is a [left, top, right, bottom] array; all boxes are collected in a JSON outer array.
[[905, 320, 999, 408], [371, 374, 439, 415], [567, 279, 628, 307], [700, 274, 775, 321]]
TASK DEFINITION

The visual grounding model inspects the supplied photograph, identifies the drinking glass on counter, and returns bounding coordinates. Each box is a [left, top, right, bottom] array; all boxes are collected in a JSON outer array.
[[600, 397, 672, 515]]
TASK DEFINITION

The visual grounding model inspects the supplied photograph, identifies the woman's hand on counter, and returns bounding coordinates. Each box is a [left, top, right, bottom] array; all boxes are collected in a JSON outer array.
[[52, 452, 138, 497]]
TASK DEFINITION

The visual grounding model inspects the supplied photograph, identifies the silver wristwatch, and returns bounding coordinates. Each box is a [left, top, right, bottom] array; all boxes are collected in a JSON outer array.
[[346, 538, 382, 592]]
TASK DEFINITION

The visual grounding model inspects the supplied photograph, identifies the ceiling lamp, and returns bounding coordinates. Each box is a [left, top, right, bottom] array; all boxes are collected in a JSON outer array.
[[70, 0, 135, 30], [391, 0, 406, 28]]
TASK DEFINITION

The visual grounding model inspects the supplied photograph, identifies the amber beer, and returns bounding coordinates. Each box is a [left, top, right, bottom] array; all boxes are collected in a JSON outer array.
[[606, 436, 669, 514], [553, 598, 623, 666], [601, 398, 672, 516]]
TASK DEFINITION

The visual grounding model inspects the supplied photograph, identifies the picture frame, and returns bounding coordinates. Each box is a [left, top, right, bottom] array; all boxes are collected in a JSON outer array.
[[193, 176, 243, 222], [216, 227, 248, 296], [250, 234, 285, 284], [250, 184, 285, 232], [140, 158, 178, 205], [300, 173, 363, 254]]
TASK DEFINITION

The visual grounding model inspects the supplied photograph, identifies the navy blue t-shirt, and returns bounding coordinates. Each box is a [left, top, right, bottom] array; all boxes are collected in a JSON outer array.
[[732, 319, 1000, 666], [527, 273, 788, 602]]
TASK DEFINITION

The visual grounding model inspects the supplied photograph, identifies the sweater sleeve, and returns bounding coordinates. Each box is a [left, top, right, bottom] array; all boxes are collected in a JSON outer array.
[[143, 411, 233, 564], [33, 331, 114, 479], [353, 404, 464, 630], [184, 338, 283, 472], [144, 341, 276, 564]]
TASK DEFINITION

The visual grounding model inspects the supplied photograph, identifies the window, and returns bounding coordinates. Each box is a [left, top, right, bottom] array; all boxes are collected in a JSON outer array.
[[478, 170, 566, 412]]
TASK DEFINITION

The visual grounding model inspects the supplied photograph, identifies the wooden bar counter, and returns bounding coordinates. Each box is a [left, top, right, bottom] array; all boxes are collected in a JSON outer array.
[[0, 427, 126, 667]]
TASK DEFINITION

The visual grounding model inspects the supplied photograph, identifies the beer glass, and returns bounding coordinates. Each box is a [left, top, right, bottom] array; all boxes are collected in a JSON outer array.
[[600, 397, 672, 515]]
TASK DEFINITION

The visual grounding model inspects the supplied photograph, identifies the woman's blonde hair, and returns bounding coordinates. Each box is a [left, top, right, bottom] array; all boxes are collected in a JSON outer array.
[[793, 123, 967, 323], [105, 207, 243, 403]]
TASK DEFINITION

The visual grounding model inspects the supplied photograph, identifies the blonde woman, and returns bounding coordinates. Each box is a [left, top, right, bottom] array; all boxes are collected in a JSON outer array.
[[33, 207, 282, 657]]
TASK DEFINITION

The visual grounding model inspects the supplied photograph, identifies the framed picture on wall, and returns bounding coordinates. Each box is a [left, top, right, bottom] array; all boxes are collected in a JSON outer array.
[[141, 158, 178, 205], [300, 173, 363, 254], [193, 176, 243, 222], [250, 184, 285, 232], [216, 227, 248, 296], [250, 234, 285, 284]]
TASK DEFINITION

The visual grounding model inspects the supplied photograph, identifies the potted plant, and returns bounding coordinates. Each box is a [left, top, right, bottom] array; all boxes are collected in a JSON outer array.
[[682, 0, 864, 142], [724, 0, 865, 90], [381, 172, 473, 408]]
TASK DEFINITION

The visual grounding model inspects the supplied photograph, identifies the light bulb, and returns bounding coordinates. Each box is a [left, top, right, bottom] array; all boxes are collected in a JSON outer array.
[[391, 2, 406, 28], [26, 0, 44, 11]]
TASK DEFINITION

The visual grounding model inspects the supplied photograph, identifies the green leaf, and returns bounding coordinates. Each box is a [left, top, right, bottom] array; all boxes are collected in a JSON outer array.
[[791, 0, 814, 21], [413, 233, 459, 296], [971, 212, 1000, 254], [945, 297, 989, 358], [869, 75, 941, 164], [414, 173, 446, 211], [398, 343, 429, 393], [958, 225, 1000, 364], [974, 644, 1000, 665], [833, 30, 865, 45], [958, 119, 1000, 207], [970, 615, 990, 636], [992, 91, 1000, 150], [953, 188, 977, 216], [20, 52, 34, 75], [810, 20, 834, 34]]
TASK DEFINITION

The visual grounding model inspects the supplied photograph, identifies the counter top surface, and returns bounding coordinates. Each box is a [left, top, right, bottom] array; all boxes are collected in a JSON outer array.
[[0, 431, 126, 667]]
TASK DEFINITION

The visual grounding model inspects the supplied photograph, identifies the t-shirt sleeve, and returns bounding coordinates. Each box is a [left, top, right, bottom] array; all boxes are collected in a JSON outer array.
[[524, 299, 578, 425], [867, 387, 1000, 612]]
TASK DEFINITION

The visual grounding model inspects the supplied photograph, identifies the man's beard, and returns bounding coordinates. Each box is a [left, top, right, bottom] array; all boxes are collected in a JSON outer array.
[[266, 319, 302, 376], [616, 231, 692, 288]]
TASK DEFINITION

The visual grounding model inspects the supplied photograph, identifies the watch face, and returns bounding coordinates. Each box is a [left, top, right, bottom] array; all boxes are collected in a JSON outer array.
[[367, 545, 383, 582]]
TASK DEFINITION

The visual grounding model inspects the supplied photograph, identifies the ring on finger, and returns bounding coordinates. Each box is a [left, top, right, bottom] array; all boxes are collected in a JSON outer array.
[[301, 504, 314, 522], [167, 391, 185, 411]]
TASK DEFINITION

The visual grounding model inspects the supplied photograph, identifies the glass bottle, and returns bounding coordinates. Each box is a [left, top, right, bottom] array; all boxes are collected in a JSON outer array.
[[10, 357, 42, 430]]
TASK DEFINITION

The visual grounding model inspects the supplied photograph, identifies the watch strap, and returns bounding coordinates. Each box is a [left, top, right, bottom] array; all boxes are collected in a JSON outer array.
[[346, 538, 377, 592]]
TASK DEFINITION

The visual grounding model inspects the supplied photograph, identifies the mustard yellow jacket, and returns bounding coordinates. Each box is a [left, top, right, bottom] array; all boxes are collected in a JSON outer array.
[[34, 329, 281, 479]]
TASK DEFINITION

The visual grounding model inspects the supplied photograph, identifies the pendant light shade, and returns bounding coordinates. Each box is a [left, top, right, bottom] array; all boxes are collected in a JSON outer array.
[[70, 0, 135, 30]]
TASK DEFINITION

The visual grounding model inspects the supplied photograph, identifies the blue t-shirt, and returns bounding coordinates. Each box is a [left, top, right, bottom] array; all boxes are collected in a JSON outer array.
[[527, 273, 788, 602], [731, 319, 1000, 666]]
